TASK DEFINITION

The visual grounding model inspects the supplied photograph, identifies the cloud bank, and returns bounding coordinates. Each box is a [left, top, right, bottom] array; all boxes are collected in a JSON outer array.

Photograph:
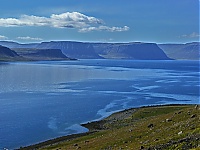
[[0, 35, 8, 40], [180, 32, 199, 38], [17, 36, 43, 41], [0, 12, 129, 32], [79, 26, 129, 32]]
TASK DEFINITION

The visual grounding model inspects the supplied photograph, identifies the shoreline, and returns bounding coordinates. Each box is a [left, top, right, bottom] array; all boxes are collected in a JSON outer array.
[[18, 104, 199, 150]]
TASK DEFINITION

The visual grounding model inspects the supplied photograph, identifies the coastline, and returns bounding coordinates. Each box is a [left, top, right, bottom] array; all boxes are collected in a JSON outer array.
[[19, 104, 200, 150]]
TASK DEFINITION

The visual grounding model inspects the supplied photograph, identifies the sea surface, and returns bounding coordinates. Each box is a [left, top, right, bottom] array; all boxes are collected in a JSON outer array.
[[0, 59, 199, 149]]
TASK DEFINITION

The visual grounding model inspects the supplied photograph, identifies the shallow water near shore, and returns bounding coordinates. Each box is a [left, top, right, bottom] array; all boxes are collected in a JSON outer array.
[[0, 59, 199, 149]]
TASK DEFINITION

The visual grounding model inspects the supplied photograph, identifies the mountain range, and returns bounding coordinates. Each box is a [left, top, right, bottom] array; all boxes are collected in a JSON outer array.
[[0, 41, 199, 61]]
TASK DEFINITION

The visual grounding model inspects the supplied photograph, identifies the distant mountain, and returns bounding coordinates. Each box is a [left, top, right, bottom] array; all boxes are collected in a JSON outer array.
[[13, 48, 73, 61], [35, 41, 170, 60], [2, 40, 198, 60], [0, 41, 170, 60], [0, 43, 74, 61], [158, 42, 200, 60], [0, 45, 21, 61], [93, 42, 170, 60], [0, 41, 38, 49], [36, 41, 102, 59]]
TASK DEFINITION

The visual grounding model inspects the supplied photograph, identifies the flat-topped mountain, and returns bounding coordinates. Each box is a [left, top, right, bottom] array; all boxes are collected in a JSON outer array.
[[35, 41, 170, 60], [13, 48, 73, 61], [158, 42, 200, 60], [93, 42, 170, 60], [1, 40, 198, 60], [36, 41, 102, 59]]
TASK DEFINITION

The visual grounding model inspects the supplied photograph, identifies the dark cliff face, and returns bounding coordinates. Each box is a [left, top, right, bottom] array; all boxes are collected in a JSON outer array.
[[158, 42, 200, 60], [0, 45, 19, 58], [36, 41, 103, 59]]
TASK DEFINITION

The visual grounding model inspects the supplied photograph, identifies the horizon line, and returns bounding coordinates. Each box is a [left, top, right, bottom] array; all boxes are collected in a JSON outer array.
[[0, 40, 199, 45]]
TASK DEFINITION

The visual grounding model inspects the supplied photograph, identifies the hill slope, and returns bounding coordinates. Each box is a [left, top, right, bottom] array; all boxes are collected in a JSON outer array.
[[0, 45, 21, 61], [20, 105, 200, 150]]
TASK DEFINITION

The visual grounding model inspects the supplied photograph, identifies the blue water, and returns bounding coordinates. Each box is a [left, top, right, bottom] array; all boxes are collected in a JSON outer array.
[[0, 59, 199, 149]]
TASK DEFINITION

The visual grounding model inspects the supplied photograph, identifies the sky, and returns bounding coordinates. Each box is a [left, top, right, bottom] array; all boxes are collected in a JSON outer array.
[[0, 0, 199, 43]]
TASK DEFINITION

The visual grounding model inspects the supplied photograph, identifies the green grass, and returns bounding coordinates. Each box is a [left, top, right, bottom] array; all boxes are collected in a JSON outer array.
[[21, 105, 200, 150]]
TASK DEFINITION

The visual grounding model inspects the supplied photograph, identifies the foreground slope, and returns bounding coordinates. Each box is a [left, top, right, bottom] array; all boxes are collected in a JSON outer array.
[[20, 105, 200, 150]]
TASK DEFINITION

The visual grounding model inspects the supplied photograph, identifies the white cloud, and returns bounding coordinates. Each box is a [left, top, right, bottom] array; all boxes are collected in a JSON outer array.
[[0, 12, 129, 32], [180, 32, 200, 38], [79, 25, 130, 32], [0, 35, 8, 40], [189, 32, 200, 38], [17, 36, 43, 41], [0, 12, 102, 28]]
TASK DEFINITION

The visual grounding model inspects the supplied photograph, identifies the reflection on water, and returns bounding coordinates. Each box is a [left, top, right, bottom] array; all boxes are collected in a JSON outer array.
[[0, 60, 199, 149]]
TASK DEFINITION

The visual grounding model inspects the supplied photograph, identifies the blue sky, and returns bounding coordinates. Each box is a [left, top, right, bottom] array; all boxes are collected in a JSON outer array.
[[0, 0, 199, 43]]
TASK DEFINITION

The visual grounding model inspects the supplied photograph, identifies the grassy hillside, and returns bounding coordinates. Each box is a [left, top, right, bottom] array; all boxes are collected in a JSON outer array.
[[20, 105, 200, 150]]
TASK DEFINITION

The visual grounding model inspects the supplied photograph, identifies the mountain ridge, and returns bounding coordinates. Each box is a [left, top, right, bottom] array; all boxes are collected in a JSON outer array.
[[0, 40, 199, 60]]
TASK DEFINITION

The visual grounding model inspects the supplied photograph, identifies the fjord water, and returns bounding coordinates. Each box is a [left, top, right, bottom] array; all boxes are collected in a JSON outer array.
[[0, 60, 199, 149]]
